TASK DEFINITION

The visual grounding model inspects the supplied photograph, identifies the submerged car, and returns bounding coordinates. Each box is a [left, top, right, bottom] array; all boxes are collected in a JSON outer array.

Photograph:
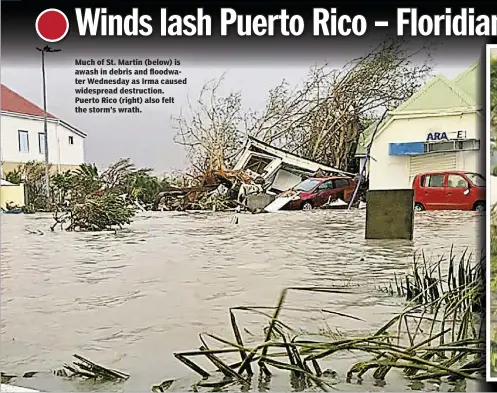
[[412, 170, 485, 211], [281, 176, 356, 210]]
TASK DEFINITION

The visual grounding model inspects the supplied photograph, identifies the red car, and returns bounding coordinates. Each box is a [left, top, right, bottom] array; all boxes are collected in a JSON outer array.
[[282, 176, 356, 210], [412, 171, 485, 212]]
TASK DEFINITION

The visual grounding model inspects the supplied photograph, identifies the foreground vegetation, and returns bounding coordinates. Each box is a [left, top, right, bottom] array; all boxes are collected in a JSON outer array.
[[160, 250, 483, 391]]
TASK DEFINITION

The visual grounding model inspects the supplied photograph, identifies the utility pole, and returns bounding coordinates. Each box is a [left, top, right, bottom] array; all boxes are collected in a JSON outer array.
[[36, 45, 61, 200]]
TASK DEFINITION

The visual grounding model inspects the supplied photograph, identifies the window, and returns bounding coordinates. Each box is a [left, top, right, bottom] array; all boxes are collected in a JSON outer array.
[[18, 130, 29, 152], [465, 173, 485, 187], [318, 181, 335, 190], [294, 179, 320, 192], [425, 141, 454, 153], [447, 174, 468, 189], [422, 174, 445, 187], [425, 139, 480, 153], [38, 133, 46, 154], [333, 178, 349, 188], [68, 136, 74, 145], [457, 140, 480, 150]]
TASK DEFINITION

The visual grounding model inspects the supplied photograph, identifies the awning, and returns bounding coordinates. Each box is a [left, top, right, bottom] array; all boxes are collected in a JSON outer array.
[[389, 142, 425, 156]]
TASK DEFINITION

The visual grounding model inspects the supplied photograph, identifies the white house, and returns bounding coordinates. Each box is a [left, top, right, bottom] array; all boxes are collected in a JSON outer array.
[[356, 61, 482, 190], [1, 84, 86, 176]]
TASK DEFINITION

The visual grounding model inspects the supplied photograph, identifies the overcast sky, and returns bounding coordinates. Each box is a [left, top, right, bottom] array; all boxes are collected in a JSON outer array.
[[1, 39, 483, 174]]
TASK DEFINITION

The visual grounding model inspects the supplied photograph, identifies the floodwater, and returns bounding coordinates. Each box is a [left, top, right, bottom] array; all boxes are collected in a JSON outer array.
[[1, 210, 483, 392]]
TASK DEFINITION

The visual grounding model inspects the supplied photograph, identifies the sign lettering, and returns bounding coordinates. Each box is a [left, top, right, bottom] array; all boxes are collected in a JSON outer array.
[[426, 130, 467, 141], [426, 132, 448, 141]]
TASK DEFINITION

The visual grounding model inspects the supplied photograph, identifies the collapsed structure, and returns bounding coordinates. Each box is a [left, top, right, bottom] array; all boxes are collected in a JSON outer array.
[[233, 137, 354, 194], [153, 137, 357, 212]]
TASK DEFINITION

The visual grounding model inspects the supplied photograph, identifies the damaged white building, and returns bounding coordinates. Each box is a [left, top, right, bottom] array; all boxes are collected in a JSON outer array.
[[234, 137, 354, 194]]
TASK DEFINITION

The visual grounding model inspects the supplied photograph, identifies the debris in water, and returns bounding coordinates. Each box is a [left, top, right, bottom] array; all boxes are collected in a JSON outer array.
[[21, 373, 38, 379], [322, 369, 338, 378], [24, 229, 44, 235], [57, 354, 129, 381], [151, 379, 174, 392], [1, 373, 17, 384], [320, 198, 348, 210]]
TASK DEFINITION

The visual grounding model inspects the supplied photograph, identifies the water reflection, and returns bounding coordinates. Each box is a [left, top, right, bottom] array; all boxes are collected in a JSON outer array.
[[0, 210, 481, 392]]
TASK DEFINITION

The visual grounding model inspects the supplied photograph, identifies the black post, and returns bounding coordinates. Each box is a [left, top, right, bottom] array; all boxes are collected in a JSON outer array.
[[36, 45, 61, 200], [41, 49, 49, 198]]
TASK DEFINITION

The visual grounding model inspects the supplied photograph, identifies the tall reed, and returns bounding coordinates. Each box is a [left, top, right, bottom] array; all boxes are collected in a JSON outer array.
[[170, 250, 484, 391]]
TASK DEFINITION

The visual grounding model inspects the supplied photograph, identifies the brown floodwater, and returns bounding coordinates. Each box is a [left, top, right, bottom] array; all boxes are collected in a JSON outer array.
[[0, 210, 483, 392]]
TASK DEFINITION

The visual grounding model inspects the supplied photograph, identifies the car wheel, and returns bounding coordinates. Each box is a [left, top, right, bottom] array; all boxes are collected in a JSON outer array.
[[414, 203, 425, 212], [302, 201, 313, 211], [474, 202, 485, 212]]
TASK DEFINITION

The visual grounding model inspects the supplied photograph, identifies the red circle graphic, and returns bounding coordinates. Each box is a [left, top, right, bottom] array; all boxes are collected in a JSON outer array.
[[36, 9, 69, 42]]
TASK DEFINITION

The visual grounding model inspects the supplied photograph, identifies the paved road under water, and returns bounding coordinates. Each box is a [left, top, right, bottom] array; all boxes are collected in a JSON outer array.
[[1, 210, 483, 392]]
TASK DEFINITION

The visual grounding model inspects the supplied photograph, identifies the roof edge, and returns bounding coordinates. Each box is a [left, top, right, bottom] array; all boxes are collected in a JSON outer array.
[[1, 84, 56, 118], [246, 136, 354, 176], [453, 60, 480, 83], [1, 111, 87, 138]]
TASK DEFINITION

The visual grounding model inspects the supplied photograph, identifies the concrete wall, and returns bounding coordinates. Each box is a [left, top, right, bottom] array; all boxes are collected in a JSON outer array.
[[1, 183, 25, 209], [365, 189, 414, 240], [246, 194, 275, 210], [0, 114, 85, 169], [369, 112, 479, 190]]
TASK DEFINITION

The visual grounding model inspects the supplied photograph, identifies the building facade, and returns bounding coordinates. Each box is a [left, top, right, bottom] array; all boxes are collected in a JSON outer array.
[[1, 85, 86, 176], [357, 62, 481, 190]]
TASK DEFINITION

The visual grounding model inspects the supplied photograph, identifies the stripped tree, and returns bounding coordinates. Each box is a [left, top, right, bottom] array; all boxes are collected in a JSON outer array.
[[248, 37, 434, 171], [174, 38, 434, 173], [172, 74, 246, 175]]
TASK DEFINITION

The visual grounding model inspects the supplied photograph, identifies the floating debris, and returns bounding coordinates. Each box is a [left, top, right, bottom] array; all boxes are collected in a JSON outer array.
[[1, 373, 17, 384], [24, 229, 44, 235], [151, 379, 174, 392], [20, 373, 38, 379], [56, 354, 129, 381]]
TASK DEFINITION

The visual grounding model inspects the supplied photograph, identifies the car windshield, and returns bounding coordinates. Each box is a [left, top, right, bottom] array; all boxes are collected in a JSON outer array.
[[465, 173, 485, 187], [294, 179, 320, 192]]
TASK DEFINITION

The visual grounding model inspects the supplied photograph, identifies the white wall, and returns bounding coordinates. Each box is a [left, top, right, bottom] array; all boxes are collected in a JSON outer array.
[[491, 175, 497, 205], [358, 157, 369, 176], [0, 114, 85, 167], [271, 169, 302, 192], [369, 112, 479, 190]]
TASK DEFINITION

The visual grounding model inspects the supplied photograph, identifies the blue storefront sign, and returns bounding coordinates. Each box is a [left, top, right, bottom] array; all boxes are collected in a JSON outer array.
[[388, 142, 425, 156]]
